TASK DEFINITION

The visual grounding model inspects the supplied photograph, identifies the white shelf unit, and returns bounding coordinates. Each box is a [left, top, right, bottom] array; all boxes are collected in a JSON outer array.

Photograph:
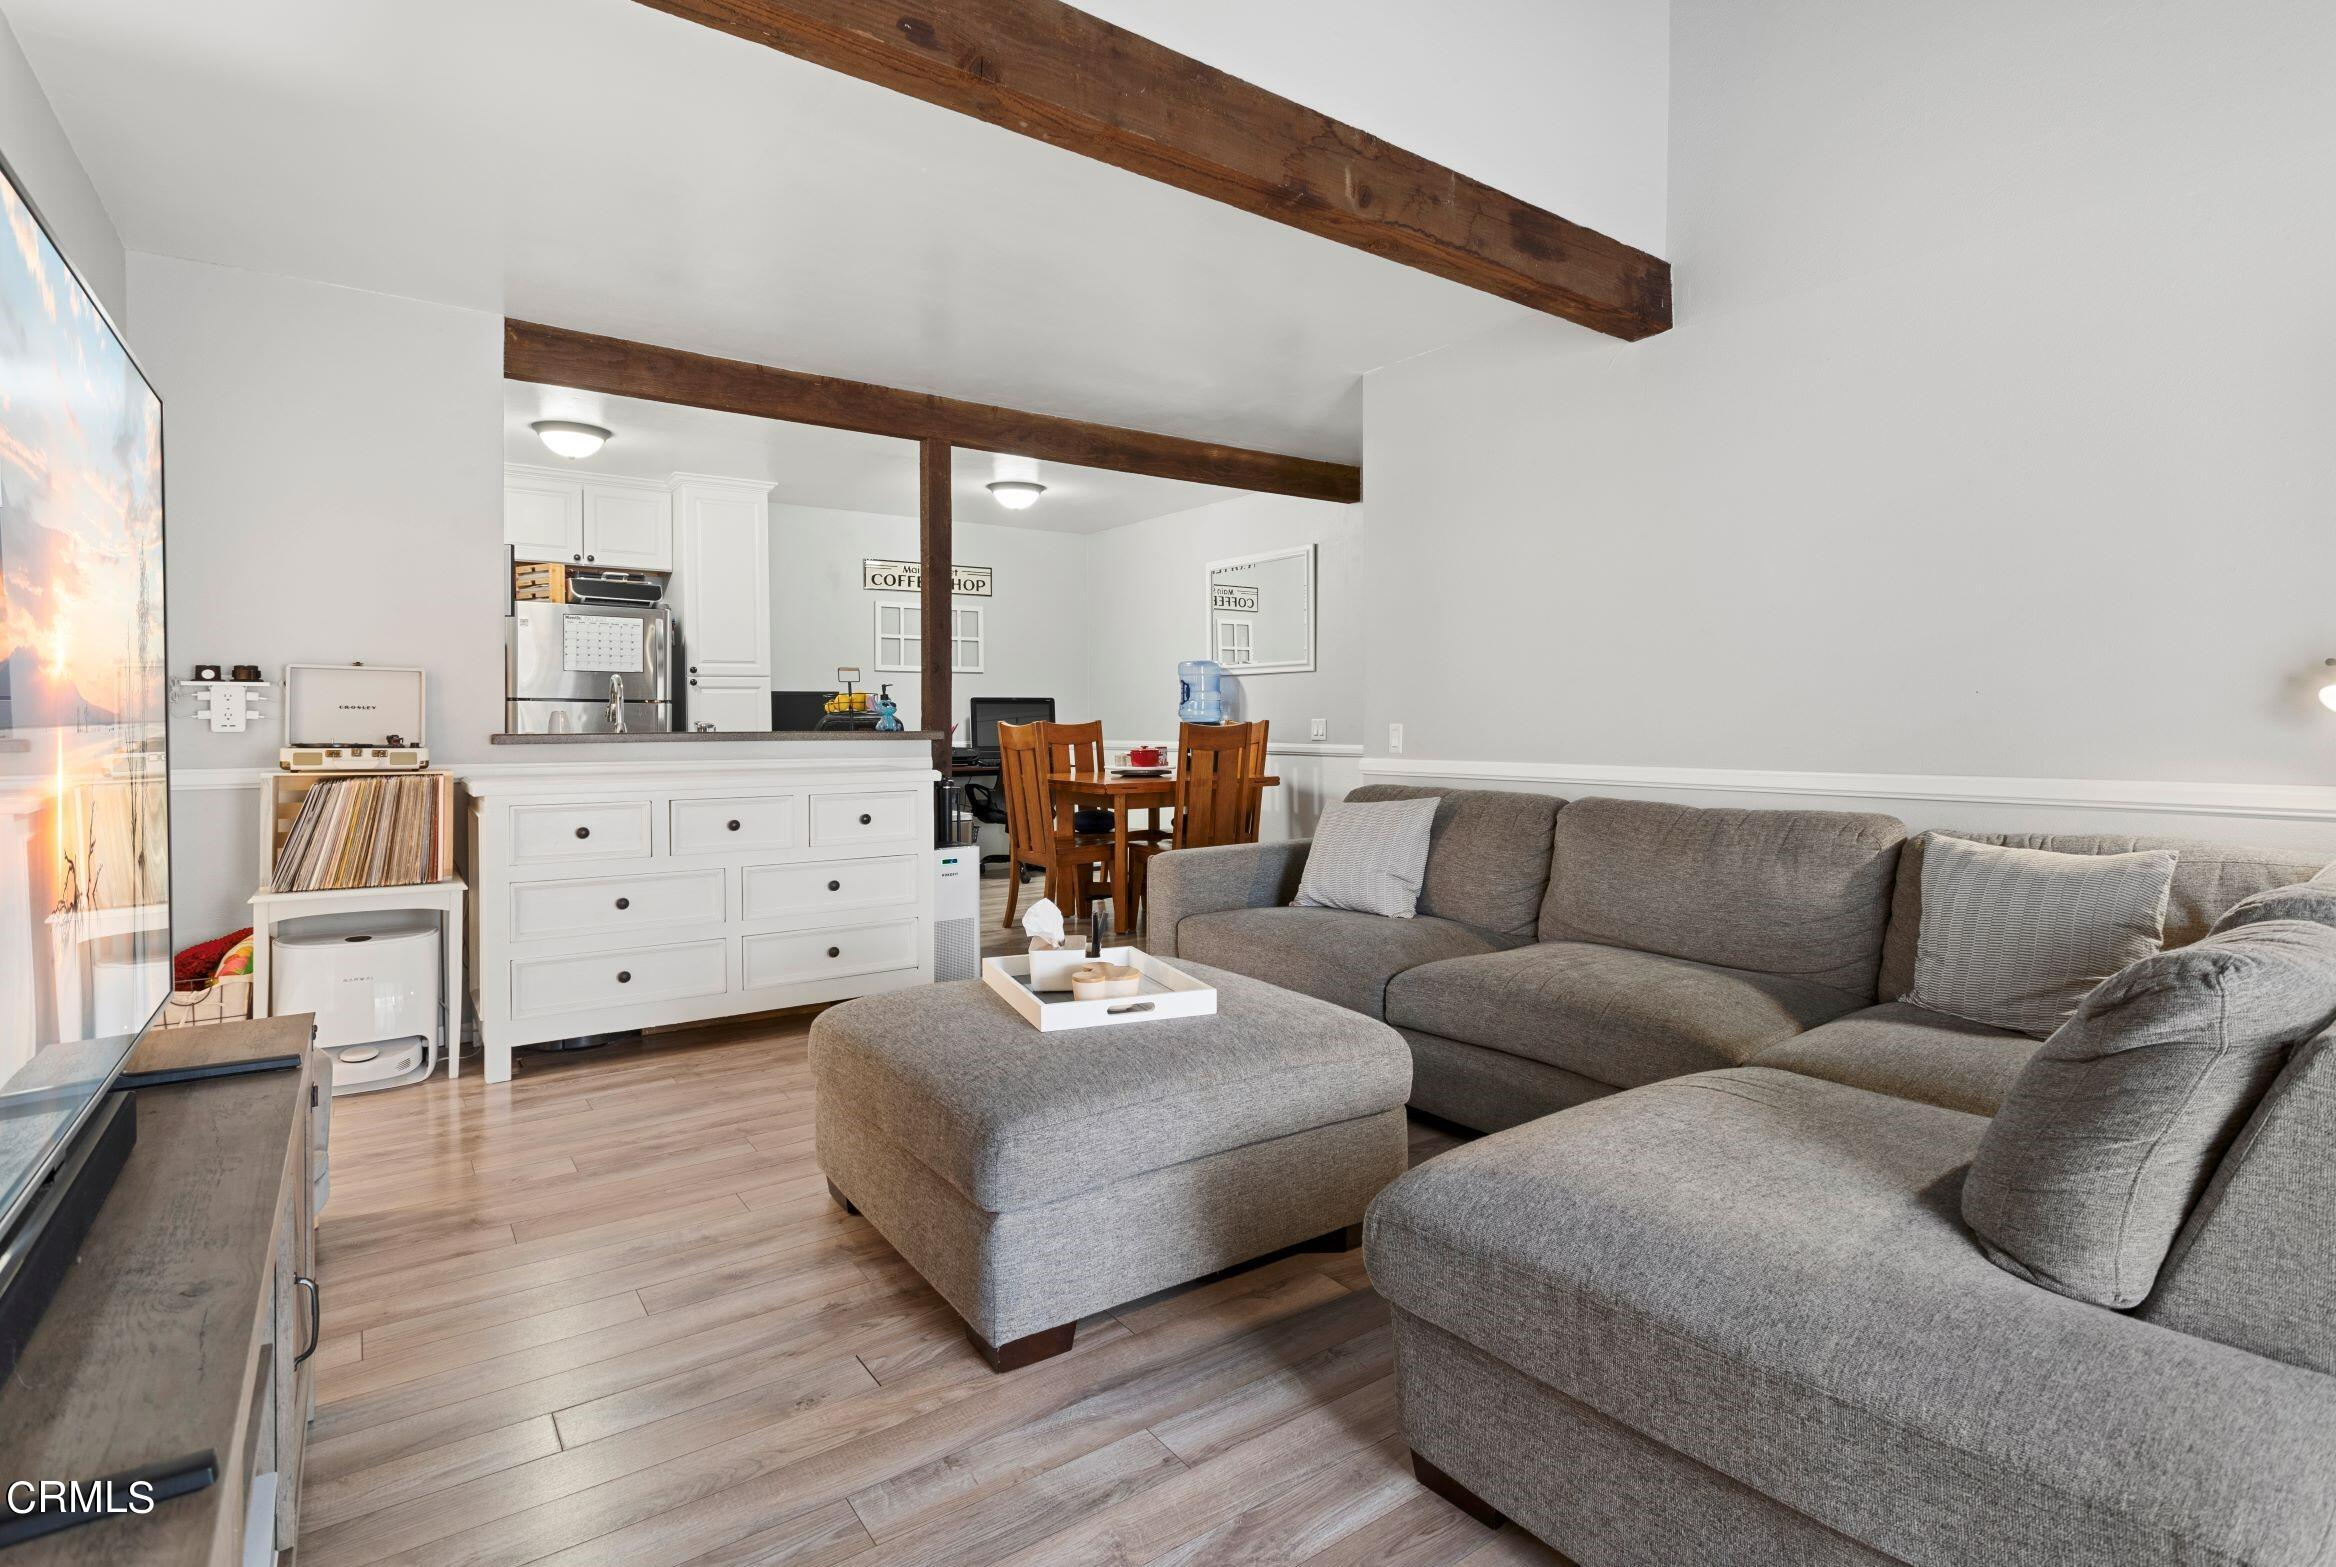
[[247, 878, 468, 1079], [250, 770, 467, 1077]]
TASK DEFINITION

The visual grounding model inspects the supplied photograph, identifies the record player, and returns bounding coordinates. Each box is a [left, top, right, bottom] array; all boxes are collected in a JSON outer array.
[[279, 662, 430, 771]]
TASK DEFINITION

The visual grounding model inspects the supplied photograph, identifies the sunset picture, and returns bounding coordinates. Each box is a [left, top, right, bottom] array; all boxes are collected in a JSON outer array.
[[0, 153, 168, 1153]]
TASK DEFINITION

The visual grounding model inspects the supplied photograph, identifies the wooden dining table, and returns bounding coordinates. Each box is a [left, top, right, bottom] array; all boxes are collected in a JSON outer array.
[[1048, 769, 1280, 936]]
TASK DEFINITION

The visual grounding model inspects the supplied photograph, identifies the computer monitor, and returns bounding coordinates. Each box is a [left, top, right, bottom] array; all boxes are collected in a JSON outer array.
[[968, 696, 1055, 749], [771, 689, 835, 731]]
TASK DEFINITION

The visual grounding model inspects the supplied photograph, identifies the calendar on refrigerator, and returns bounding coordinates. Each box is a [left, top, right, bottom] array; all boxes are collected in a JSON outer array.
[[563, 614, 645, 674]]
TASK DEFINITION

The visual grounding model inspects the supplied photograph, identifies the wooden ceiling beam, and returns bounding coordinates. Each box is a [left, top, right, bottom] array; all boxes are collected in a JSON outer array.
[[505, 320, 1360, 503], [632, 0, 1671, 341]]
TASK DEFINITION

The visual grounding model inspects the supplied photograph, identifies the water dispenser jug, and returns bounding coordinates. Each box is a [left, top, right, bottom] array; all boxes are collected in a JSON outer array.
[[1178, 658, 1226, 723]]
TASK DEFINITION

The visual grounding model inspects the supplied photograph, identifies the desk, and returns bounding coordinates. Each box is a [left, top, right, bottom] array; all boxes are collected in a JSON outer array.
[[1048, 772, 1280, 935]]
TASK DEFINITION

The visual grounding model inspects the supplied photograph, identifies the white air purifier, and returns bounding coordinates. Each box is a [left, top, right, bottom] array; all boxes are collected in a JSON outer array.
[[274, 912, 440, 1094], [934, 845, 981, 982]]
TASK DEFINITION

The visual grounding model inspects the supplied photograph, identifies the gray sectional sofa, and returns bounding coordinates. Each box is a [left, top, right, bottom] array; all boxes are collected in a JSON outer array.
[[1146, 785, 2336, 1567]]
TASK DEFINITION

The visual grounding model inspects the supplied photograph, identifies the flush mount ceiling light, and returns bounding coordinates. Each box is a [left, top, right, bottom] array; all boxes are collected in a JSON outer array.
[[531, 419, 611, 459], [987, 480, 1047, 511], [2319, 659, 2336, 713]]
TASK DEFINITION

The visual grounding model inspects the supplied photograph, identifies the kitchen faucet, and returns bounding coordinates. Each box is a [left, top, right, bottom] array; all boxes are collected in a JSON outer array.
[[608, 673, 627, 734]]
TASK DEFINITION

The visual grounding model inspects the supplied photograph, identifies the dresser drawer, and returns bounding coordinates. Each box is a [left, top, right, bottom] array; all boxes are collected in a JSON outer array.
[[743, 918, 921, 988], [509, 800, 654, 864], [808, 789, 923, 848], [672, 794, 796, 856], [510, 938, 728, 1018], [742, 855, 919, 922], [510, 868, 725, 941]]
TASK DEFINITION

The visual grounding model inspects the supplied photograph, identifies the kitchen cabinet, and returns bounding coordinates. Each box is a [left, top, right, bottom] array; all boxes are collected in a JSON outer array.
[[505, 466, 674, 571], [684, 678, 770, 733], [466, 763, 937, 1082], [583, 477, 674, 570], [673, 475, 774, 730], [504, 470, 584, 563]]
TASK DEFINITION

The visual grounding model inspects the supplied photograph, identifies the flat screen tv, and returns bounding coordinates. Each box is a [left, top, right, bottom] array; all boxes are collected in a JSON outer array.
[[0, 147, 169, 1255]]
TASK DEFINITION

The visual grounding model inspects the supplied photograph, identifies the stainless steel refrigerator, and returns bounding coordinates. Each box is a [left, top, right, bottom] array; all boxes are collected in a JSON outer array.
[[505, 602, 675, 734]]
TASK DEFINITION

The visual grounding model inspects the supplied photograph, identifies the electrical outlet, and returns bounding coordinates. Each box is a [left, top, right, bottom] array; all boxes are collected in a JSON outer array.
[[1309, 718, 1327, 741], [1388, 722, 1404, 754]]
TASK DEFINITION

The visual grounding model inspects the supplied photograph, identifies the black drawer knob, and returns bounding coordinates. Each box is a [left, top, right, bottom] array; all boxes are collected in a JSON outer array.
[[617, 970, 632, 983], [586, 554, 596, 562], [858, 813, 873, 825], [827, 880, 841, 892], [575, 826, 591, 839], [826, 946, 841, 959], [615, 897, 630, 910], [727, 819, 741, 831]]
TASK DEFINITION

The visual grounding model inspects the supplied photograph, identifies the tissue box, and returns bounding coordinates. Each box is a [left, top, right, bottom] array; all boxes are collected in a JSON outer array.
[[1026, 945, 1093, 993]]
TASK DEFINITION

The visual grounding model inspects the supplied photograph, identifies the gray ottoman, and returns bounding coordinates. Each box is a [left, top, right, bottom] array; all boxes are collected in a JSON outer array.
[[811, 961, 1412, 1370]]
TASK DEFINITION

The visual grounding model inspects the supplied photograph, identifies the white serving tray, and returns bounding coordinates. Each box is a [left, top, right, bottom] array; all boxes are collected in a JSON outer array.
[[983, 948, 1219, 1032]]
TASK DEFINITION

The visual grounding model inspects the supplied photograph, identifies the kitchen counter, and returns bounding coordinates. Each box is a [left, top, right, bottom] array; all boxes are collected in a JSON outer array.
[[490, 729, 943, 745]]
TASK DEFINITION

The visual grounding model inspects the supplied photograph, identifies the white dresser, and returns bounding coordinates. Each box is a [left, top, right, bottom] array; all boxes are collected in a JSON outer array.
[[466, 760, 937, 1081]]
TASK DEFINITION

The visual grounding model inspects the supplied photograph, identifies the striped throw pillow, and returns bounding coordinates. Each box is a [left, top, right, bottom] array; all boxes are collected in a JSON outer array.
[[1292, 796, 1440, 919], [1906, 833, 2178, 1037]]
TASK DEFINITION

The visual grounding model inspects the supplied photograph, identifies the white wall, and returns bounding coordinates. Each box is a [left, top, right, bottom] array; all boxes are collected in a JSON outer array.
[[1083, 491, 1364, 747], [1359, 0, 2336, 847], [760, 487, 1369, 839], [766, 503, 1090, 735], [131, 253, 503, 937], [1075, 0, 1669, 257], [0, 12, 123, 320]]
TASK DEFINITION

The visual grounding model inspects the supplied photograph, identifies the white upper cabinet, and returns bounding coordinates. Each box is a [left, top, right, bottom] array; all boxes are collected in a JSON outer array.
[[505, 471, 584, 562], [583, 478, 674, 571], [674, 477, 774, 679], [504, 466, 673, 570]]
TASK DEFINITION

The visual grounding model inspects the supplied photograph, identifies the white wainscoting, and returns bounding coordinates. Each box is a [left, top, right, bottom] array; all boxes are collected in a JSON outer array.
[[1257, 743, 1365, 843], [1356, 756, 2336, 852]]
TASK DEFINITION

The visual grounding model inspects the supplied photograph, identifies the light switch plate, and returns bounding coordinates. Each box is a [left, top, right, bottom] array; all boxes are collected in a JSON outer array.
[[1310, 718, 1327, 741], [1388, 722, 1404, 754]]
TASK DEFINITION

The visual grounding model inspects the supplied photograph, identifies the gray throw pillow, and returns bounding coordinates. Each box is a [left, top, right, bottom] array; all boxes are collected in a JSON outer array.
[[1906, 834, 2177, 1037], [1962, 918, 2336, 1308], [1292, 796, 1439, 919]]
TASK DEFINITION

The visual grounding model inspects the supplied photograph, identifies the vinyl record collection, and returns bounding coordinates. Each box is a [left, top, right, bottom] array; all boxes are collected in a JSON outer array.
[[270, 773, 453, 892]]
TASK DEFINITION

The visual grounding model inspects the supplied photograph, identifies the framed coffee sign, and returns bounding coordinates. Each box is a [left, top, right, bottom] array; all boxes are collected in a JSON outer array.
[[863, 559, 992, 596]]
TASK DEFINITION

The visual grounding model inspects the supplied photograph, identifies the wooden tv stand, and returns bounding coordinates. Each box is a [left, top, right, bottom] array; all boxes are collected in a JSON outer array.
[[0, 1015, 324, 1565]]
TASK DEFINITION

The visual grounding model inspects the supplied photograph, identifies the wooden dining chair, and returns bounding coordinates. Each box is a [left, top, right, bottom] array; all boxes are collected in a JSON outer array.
[[1239, 718, 1271, 841], [1037, 720, 1115, 839], [1171, 722, 1266, 851], [997, 720, 1114, 928], [1037, 719, 1108, 779]]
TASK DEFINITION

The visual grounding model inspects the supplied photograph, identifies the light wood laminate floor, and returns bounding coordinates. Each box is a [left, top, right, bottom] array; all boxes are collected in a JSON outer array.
[[299, 876, 1568, 1567]]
